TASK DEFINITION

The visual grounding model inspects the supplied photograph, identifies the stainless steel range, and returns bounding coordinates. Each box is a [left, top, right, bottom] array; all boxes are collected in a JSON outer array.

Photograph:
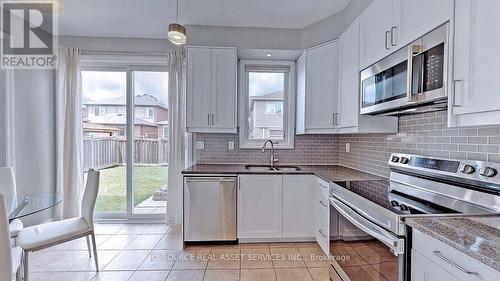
[[328, 154, 500, 281]]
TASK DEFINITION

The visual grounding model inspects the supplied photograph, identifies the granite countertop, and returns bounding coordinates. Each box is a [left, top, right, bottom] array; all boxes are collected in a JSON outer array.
[[182, 164, 383, 183], [405, 215, 500, 271]]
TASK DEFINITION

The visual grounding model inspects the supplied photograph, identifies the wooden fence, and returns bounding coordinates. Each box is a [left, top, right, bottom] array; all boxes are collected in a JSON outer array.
[[83, 137, 169, 171]]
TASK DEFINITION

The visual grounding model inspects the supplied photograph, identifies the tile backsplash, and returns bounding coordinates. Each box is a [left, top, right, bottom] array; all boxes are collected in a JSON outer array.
[[195, 134, 338, 165], [194, 110, 500, 178], [337, 110, 500, 178]]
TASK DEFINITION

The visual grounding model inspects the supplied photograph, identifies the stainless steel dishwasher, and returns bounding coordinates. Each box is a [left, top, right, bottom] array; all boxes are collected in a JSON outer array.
[[184, 176, 237, 241]]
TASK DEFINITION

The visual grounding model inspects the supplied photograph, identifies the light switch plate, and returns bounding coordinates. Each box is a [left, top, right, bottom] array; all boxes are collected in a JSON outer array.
[[228, 141, 234, 150], [196, 141, 205, 150], [346, 143, 350, 153]]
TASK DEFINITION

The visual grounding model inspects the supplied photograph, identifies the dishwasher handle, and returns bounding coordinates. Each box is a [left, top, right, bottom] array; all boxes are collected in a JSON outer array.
[[185, 178, 236, 183]]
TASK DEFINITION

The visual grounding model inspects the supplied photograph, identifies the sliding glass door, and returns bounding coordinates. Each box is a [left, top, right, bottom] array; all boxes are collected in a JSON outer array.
[[131, 70, 169, 216], [81, 67, 168, 221]]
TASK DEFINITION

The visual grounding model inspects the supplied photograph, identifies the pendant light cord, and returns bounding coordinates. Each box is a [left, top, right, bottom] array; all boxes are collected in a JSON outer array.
[[176, 0, 179, 23]]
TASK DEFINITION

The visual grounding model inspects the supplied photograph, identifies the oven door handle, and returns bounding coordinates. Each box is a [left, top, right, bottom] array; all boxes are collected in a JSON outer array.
[[330, 196, 405, 255]]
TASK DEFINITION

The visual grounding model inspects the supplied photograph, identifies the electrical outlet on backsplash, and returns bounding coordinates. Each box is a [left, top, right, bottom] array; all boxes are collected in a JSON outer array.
[[194, 110, 500, 178]]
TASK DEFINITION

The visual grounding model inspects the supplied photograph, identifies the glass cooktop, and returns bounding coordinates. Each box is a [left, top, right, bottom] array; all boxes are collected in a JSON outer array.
[[332, 179, 453, 216]]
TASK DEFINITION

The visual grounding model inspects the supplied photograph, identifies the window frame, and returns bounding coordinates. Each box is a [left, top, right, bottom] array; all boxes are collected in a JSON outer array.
[[80, 61, 170, 222], [238, 60, 296, 149], [265, 102, 283, 115]]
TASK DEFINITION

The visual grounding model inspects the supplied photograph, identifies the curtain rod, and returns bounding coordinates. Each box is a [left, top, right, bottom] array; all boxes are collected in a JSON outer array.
[[80, 49, 171, 56]]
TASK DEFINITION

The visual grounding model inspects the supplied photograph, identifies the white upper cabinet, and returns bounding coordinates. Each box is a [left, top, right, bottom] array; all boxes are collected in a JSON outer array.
[[359, 0, 453, 70], [450, 0, 500, 127], [337, 19, 398, 133], [393, 0, 453, 48], [187, 47, 212, 129], [359, 0, 394, 69], [211, 48, 237, 130], [338, 20, 360, 129], [296, 41, 339, 134], [187, 46, 237, 133]]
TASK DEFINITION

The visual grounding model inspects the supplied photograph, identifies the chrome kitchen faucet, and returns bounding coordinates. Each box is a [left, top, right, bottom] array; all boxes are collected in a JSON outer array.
[[261, 140, 279, 166]]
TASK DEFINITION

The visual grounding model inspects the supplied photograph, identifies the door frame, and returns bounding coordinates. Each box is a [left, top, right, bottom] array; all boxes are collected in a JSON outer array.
[[81, 59, 168, 222]]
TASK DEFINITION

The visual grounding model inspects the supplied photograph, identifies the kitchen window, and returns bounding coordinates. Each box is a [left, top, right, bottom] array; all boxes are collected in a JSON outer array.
[[239, 60, 295, 149]]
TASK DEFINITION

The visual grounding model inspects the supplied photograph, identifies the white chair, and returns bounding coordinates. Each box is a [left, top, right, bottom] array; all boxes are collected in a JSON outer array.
[[0, 193, 22, 281], [17, 169, 100, 280], [0, 167, 23, 238]]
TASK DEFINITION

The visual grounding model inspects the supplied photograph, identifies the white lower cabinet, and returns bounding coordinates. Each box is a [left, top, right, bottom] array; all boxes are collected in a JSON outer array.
[[237, 175, 282, 239], [412, 229, 499, 281], [315, 178, 330, 255], [237, 175, 316, 241], [282, 175, 315, 238], [412, 250, 462, 281]]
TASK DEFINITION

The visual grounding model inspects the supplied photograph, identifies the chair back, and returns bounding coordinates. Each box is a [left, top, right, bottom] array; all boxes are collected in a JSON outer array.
[[0, 193, 14, 281], [80, 169, 100, 230], [0, 167, 17, 215]]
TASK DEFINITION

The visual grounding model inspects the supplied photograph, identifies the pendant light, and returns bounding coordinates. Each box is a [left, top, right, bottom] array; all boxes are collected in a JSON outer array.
[[168, 0, 187, 45]]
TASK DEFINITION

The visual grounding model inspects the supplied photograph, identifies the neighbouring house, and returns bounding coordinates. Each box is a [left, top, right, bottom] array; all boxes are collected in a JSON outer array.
[[83, 94, 168, 138], [249, 90, 284, 139]]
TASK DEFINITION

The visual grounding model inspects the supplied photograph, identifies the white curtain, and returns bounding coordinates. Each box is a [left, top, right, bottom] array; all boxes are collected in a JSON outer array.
[[167, 49, 187, 224], [55, 47, 83, 219]]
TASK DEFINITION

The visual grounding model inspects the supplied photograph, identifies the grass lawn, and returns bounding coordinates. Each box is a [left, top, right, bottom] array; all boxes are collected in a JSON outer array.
[[94, 165, 168, 212]]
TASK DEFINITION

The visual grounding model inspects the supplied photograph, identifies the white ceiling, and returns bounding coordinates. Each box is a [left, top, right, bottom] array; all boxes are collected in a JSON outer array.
[[59, 0, 351, 39]]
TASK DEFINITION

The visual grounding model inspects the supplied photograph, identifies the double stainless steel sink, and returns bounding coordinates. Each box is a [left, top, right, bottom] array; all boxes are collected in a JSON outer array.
[[245, 165, 302, 172]]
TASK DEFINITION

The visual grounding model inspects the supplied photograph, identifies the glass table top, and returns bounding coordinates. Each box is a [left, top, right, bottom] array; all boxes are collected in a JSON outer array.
[[8, 193, 62, 222]]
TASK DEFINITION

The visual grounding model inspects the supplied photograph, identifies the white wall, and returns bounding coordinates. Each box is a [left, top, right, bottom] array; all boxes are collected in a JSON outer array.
[[300, 0, 372, 48], [13, 70, 56, 225], [185, 0, 372, 50], [186, 25, 301, 50], [0, 70, 7, 167], [60, 36, 177, 53]]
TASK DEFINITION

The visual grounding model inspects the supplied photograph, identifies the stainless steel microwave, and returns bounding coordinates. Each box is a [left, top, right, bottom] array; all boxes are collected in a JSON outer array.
[[360, 23, 449, 115]]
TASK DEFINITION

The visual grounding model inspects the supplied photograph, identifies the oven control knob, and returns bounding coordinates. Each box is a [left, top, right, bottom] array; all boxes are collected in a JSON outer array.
[[400, 157, 410, 164], [400, 204, 409, 211], [479, 167, 497, 177], [391, 156, 400, 163], [391, 200, 400, 207], [459, 164, 475, 174]]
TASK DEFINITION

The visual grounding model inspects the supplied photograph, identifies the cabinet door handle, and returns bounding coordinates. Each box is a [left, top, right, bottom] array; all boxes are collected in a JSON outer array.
[[391, 26, 397, 46], [208, 114, 211, 126], [332, 113, 335, 126], [211, 114, 215, 126], [452, 80, 463, 107], [385, 31, 391, 50], [318, 229, 327, 238], [318, 200, 328, 208], [432, 251, 479, 276], [335, 113, 339, 125]]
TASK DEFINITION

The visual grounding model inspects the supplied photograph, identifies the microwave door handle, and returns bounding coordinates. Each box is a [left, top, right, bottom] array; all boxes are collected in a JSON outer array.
[[329, 197, 405, 255], [406, 46, 414, 102]]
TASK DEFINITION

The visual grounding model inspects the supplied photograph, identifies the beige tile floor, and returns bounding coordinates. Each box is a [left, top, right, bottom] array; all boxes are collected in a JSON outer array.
[[27, 223, 329, 281]]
